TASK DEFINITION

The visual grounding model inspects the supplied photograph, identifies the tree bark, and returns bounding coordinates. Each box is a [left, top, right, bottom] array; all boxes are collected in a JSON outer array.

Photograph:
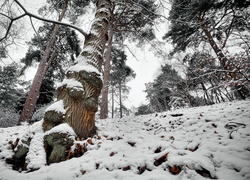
[[119, 82, 123, 118], [201, 25, 228, 70], [100, 22, 113, 119], [201, 25, 249, 99], [43, 0, 111, 139], [9, 0, 112, 168], [201, 82, 213, 105], [18, 2, 68, 125], [111, 86, 114, 118]]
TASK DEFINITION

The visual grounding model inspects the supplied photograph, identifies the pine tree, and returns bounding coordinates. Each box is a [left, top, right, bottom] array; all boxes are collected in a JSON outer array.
[[0, 63, 25, 108], [145, 64, 193, 112], [110, 48, 135, 118], [42, 0, 112, 138], [21, 24, 80, 80], [164, 0, 250, 99], [9, 0, 112, 168], [135, 104, 153, 116], [18, 0, 70, 124], [100, 0, 158, 119], [18, 0, 90, 124]]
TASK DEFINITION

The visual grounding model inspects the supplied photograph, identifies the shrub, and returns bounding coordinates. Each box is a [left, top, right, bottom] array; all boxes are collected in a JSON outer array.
[[0, 107, 19, 127], [31, 104, 51, 123]]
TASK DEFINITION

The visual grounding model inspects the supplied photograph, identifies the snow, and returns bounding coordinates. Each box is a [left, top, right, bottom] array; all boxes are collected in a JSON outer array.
[[45, 100, 66, 114], [67, 55, 100, 75], [45, 123, 76, 138], [0, 100, 250, 179], [57, 78, 83, 91], [25, 131, 46, 170]]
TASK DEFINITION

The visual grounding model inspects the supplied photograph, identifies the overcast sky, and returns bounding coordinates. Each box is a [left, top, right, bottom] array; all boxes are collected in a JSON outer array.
[[1, 0, 171, 109]]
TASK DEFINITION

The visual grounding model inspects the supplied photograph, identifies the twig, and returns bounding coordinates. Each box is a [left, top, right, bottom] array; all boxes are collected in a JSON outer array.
[[29, 16, 43, 49], [14, 0, 87, 36], [154, 127, 166, 135]]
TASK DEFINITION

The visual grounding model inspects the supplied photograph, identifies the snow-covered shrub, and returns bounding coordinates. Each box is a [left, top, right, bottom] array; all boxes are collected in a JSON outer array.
[[31, 104, 51, 123], [168, 96, 187, 110], [135, 104, 153, 116], [0, 107, 19, 127]]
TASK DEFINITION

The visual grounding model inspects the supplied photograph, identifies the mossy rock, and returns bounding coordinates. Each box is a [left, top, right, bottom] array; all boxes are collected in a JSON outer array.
[[43, 111, 65, 131], [44, 110, 64, 123], [44, 132, 74, 164], [6, 138, 31, 171]]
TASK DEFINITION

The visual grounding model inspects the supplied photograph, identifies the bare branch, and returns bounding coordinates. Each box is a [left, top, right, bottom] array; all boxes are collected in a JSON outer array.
[[124, 44, 139, 61], [0, 13, 26, 41], [16, 0, 87, 35], [222, 13, 236, 49], [0, 0, 88, 42]]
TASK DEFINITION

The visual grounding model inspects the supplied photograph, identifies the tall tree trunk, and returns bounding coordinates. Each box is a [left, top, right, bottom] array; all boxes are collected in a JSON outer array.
[[119, 82, 122, 118], [201, 82, 213, 105], [100, 22, 113, 119], [201, 25, 228, 70], [18, 2, 68, 125], [111, 86, 114, 118], [43, 0, 111, 139]]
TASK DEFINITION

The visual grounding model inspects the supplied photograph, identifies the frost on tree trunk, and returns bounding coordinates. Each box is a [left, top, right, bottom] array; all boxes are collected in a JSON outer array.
[[8, 0, 111, 169]]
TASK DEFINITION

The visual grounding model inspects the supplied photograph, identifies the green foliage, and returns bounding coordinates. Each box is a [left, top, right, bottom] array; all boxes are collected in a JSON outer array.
[[110, 47, 136, 117], [110, 48, 136, 86], [164, 0, 250, 55], [38, 78, 55, 105], [21, 0, 86, 80], [184, 52, 217, 85], [0, 46, 7, 59], [21, 23, 80, 81], [20, 50, 41, 68], [38, 0, 92, 24], [0, 107, 19, 127], [164, 0, 250, 103], [145, 64, 195, 112], [113, 0, 158, 46], [15, 78, 55, 114], [0, 63, 25, 108], [135, 104, 153, 116], [145, 65, 173, 112]]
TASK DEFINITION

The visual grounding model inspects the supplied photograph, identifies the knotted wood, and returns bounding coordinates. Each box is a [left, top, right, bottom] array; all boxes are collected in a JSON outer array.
[[43, 0, 112, 139]]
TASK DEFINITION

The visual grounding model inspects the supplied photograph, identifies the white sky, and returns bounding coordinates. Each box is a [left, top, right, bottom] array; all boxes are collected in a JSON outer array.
[[1, 0, 171, 109]]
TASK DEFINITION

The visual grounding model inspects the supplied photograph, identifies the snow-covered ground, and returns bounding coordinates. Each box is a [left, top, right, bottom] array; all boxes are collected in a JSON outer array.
[[0, 100, 250, 180]]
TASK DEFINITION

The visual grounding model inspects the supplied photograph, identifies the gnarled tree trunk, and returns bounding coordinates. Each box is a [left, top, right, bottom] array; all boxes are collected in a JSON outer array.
[[43, 0, 112, 139], [8, 0, 112, 169]]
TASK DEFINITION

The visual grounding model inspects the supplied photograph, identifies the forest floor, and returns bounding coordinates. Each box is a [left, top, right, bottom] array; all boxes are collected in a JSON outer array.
[[0, 99, 250, 180]]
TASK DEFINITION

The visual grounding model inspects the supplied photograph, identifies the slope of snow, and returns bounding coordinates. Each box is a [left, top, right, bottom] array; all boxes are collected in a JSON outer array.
[[0, 100, 250, 180]]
